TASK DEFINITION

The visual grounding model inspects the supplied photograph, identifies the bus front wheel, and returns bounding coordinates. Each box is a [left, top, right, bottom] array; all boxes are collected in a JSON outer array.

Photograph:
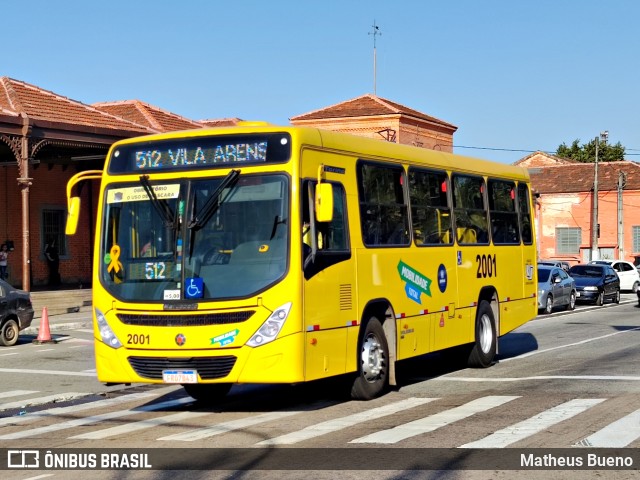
[[350, 317, 389, 400], [182, 383, 232, 402], [467, 300, 496, 368]]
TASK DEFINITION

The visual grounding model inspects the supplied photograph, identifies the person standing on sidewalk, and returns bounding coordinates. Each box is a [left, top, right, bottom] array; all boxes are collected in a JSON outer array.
[[0, 243, 8, 281], [45, 237, 61, 287]]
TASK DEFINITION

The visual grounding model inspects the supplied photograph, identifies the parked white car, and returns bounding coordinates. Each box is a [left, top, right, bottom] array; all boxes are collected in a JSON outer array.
[[589, 260, 640, 292]]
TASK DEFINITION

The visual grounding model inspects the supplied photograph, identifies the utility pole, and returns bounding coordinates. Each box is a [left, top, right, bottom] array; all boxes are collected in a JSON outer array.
[[591, 131, 608, 261], [369, 21, 381, 96], [618, 171, 626, 260]]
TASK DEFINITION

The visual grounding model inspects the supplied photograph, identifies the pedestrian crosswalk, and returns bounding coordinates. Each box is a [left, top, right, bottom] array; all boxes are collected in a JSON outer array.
[[0, 388, 638, 449]]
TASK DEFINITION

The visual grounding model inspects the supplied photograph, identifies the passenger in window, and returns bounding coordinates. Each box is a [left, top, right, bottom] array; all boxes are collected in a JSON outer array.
[[140, 234, 154, 257]]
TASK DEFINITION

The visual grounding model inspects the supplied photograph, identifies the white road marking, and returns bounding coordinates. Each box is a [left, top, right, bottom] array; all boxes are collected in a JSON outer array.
[[460, 398, 605, 448], [0, 395, 194, 440], [0, 387, 177, 427], [575, 407, 640, 447], [0, 393, 90, 410], [500, 327, 640, 363], [433, 375, 640, 382], [350, 395, 519, 444], [257, 397, 436, 446], [158, 409, 317, 442], [0, 368, 96, 377], [70, 409, 209, 439], [0, 390, 38, 399]]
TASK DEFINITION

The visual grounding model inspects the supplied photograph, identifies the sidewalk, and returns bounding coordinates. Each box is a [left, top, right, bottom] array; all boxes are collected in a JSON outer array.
[[22, 308, 93, 336]]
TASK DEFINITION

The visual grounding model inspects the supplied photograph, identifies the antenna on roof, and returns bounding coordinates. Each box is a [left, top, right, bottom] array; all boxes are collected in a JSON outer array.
[[368, 20, 382, 96]]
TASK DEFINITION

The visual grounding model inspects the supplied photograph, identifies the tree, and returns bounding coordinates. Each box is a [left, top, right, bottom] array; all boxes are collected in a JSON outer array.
[[556, 139, 625, 163]]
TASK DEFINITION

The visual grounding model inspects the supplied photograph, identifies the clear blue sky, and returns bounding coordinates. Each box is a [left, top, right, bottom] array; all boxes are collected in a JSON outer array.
[[3, 0, 639, 164]]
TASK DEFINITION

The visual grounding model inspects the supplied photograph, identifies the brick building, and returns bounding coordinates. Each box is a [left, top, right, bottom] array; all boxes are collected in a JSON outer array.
[[290, 94, 457, 151], [516, 152, 640, 265], [0, 78, 206, 289]]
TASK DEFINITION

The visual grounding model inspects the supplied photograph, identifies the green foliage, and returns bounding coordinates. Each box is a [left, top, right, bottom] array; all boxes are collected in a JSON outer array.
[[556, 139, 625, 163]]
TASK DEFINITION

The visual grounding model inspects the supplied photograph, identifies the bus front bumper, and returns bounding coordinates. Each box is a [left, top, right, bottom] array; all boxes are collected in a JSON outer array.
[[95, 331, 305, 385]]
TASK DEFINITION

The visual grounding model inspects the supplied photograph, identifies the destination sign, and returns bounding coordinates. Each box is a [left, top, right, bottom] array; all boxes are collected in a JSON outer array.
[[108, 133, 291, 174]]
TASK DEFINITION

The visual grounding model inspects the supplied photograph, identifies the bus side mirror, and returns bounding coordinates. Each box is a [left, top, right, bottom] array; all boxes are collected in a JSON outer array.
[[315, 183, 333, 223], [66, 196, 81, 235]]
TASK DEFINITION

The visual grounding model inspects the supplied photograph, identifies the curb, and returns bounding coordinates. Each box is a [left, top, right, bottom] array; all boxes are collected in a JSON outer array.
[[22, 321, 92, 336]]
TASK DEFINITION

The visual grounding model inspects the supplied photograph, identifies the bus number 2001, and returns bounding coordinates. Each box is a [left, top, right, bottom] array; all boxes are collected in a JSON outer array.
[[476, 254, 497, 278]]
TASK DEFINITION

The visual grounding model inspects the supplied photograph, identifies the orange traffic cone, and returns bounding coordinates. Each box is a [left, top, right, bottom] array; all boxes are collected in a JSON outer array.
[[33, 307, 57, 344]]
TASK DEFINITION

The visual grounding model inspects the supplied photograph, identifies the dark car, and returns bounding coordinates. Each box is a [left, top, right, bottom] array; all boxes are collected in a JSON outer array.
[[539, 260, 570, 272], [568, 264, 620, 306], [537, 265, 576, 314], [0, 279, 34, 346]]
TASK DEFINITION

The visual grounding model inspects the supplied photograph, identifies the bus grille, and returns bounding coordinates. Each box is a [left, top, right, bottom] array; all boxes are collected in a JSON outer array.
[[128, 356, 237, 380], [117, 311, 254, 326]]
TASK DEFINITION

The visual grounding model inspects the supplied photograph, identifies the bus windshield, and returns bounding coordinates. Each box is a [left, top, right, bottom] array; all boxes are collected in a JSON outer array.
[[100, 173, 289, 302]]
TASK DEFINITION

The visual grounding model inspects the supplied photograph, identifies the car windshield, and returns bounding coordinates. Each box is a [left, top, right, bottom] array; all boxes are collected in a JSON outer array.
[[569, 265, 603, 277], [537, 269, 551, 282], [100, 173, 289, 302]]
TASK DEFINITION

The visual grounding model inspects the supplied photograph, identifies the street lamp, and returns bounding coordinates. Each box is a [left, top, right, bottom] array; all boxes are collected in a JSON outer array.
[[590, 131, 609, 261]]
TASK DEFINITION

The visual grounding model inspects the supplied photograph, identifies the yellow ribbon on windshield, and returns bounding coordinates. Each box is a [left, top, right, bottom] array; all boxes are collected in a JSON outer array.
[[107, 245, 123, 274]]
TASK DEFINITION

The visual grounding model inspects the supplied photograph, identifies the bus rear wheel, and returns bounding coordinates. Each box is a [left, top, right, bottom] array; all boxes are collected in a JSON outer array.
[[350, 317, 389, 400], [182, 383, 232, 402], [467, 300, 496, 368]]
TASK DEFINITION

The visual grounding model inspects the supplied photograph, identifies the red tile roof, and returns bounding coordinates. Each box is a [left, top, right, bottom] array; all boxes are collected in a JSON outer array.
[[529, 161, 640, 194], [0, 77, 153, 133], [290, 93, 457, 130], [198, 118, 243, 127], [514, 150, 576, 166], [93, 100, 204, 132]]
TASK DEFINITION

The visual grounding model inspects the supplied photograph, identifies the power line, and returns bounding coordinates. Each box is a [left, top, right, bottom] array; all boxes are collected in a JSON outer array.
[[453, 145, 554, 154], [453, 144, 640, 157]]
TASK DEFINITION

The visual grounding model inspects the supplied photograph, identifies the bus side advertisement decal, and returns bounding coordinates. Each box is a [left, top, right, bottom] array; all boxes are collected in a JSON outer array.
[[397, 260, 432, 304]]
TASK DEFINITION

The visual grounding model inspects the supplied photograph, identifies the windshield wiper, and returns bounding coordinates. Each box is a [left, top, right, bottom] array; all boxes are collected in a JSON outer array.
[[187, 169, 240, 262], [139, 175, 176, 228], [188, 169, 240, 231]]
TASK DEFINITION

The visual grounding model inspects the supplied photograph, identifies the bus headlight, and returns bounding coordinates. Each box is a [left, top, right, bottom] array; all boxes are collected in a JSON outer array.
[[95, 307, 122, 349], [247, 302, 292, 347]]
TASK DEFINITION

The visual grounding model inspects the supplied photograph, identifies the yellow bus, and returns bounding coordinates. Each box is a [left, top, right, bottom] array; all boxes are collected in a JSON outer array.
[[66, 123, 537, 401]]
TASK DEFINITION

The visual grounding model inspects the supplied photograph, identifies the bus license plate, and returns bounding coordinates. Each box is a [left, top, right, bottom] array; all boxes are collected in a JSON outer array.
[[162, 370, 197, 384]]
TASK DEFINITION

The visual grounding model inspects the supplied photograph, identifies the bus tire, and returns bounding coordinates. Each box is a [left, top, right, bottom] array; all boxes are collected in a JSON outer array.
[[0, 319, 19, 347], [182, 383, 232, 402], [467, 300, 496, 368], [350, 317, 389, 400]]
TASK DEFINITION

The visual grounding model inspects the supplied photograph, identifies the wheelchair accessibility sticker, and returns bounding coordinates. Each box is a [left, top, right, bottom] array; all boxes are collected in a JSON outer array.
[[397, 260, 432, 304], [210, 329, 239, 346], [185, 277, 204, 299]]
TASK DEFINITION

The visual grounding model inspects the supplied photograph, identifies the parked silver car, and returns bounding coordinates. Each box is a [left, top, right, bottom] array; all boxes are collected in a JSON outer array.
[[537, 265, 576, 314]]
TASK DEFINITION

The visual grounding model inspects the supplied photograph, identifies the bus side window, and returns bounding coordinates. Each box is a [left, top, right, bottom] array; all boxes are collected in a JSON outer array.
[[517, 183, 533, 244], [408, 168, 452, 246], [452, 174, 489, 245], [302, 180, 351, 279], [357, 162, 409, 247], [488, 179, 520, 245]]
